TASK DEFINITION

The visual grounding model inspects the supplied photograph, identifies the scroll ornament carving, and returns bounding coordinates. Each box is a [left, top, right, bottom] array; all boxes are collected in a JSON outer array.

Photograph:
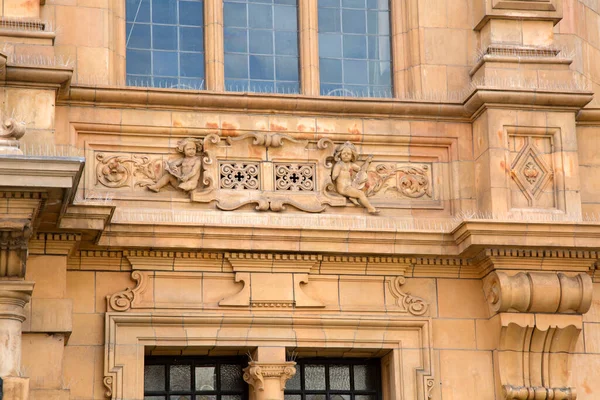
[[96, 153, 163, 188], [227, 132, 303, 148], [0, 118, 26, 155], [483, 271, 593, 314], [388, 276, 429, 316], [107, 271, 147, 312], [103, 376, 113, 398], [366, 164, 432, 199], [243, 362, 297, 392]]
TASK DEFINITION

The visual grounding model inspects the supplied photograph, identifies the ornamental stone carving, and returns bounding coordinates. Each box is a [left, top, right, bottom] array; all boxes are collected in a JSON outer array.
[[330, 141, 379, 214], [147, 138, 203, 192], [243, 361, 297, 400], [483, 271, 592, 314], [107, 271, 148, 312], [0, 118, 27, 155]]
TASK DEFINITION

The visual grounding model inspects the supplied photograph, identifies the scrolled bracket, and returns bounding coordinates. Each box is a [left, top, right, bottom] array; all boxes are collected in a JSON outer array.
[[388, 276, 429, 316], [107, 271, 147, 312]]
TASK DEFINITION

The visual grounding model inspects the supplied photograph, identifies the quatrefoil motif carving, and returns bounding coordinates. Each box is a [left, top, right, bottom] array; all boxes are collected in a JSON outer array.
[[510, 137, 553, 206]]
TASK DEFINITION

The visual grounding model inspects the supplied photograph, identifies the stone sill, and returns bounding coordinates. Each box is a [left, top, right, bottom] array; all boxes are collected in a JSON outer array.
[[60, 85, 593, 121]]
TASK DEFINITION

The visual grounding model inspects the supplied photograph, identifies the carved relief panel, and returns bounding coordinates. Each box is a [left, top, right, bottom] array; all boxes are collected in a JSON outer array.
[[85, 131, 447, 214], [508, 128, 556, 210]]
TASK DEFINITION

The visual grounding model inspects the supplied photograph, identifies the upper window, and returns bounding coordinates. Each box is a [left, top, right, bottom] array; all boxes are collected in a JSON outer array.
[[126, 0, 206, 90], [223, 0, 300, 94], [285, 359, 381, 400], [144, 356, 247, 400], [318, 0, 391, 98]]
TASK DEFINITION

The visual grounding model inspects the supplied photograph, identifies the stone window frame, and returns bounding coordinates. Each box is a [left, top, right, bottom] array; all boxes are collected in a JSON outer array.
[[120, 0, 416, 97], [103, 313, 434, 400]]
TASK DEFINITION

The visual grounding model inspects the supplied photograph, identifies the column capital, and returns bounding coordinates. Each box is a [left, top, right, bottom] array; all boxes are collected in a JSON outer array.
[[0, 223, 32, 278], [243, 361, 297, 397]]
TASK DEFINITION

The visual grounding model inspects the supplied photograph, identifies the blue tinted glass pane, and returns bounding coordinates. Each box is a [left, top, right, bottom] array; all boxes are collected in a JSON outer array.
[[153, 25, 177, 50], [343, 59, 368, 84], [342, 9, 366, 33], [367, 36, 390, 60], [249, 80, 275, 92], [275, 81, 299, 93], [248, 4, 273, 28], [367, 11, 389, 34], [224, 2, 247, 27], [180, 27, 204, 51], [320, 0, 339, 7], [225, 54, 249, 79], [342, 0, 364, 8], [320, 58, 342, 83], [321, 83, 344, 96], [180, 52, 204, 77], [249, 55, 274, 79], [127, 49, 152, 74], [319, 34, 341, 58], [318, 7, 341, 33], [275, 31, 297, 55], [179, 78, 205, 90], [153, 51, 178, 76], [152, 0, 177, 24], [225, 28, 248, 53], [127, 23, 151, 49], [344, 85, 367, 96], [367, 0, 388, 10], [274, 5, 296, 30], [127, 75, 152, 86], [226, 79, 250, 91], [343, 35, 366, 58], [249, 30, 273, 54], [369, 60, 390, 84], [179, 1, 204, 26], [275, 0, 296, 4], [275, 57, 298, 81], [127, 0, 150, 22], [154, 77, 179, 87], [371, 86, 391, 97]]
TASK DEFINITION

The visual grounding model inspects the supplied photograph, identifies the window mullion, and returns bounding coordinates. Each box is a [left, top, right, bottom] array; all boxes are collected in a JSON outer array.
[[205, 0, 225, 91], [298, 0, 319, 96]]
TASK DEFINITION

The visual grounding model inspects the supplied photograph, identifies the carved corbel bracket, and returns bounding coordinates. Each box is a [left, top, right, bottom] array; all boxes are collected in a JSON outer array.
[[106, 271, 148, 312], [0, 221, 31, 278], [483, 271, 589, 399], [495, 314, 581, 400], [483, 271, 593, 315], [243, 361, 297, 394], [387, 276, 429, 316]]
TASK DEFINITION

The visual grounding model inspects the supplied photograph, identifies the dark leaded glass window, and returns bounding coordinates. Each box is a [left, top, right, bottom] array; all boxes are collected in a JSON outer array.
[[285, 359, 381, 400], [144, 357, 247, 400]]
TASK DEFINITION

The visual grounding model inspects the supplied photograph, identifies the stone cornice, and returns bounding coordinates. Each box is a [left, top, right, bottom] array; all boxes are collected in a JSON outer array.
[[28, 232, 81, 256], [60, 85, 593, 122]]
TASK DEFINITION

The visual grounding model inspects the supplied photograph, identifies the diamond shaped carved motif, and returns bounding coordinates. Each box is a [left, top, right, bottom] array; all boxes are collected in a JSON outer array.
[[510, 138, 553, 206]]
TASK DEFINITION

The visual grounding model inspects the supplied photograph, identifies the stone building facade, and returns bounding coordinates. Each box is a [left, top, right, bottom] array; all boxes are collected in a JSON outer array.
[[1, 0, 600, 399]]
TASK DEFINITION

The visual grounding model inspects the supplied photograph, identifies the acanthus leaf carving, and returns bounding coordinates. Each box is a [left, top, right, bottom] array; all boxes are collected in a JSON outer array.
[[387, 276, 429, 316], [95, 153, 163, 189], [228, 132, 306, 148], [243, 362, 297, 394], [107, 271, 148, 312], [367, 164, 432, 199]]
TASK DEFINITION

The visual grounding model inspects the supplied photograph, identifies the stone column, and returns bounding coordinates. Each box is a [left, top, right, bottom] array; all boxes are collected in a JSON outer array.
[[0, 281, 33, 378], [0, 224, 35, 400], [243, 348, 296, 400]]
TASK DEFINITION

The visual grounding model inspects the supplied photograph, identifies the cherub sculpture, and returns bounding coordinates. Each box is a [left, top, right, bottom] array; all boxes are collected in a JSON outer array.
[[331, 141, 379, 214], [148, 138, 202, 192]]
